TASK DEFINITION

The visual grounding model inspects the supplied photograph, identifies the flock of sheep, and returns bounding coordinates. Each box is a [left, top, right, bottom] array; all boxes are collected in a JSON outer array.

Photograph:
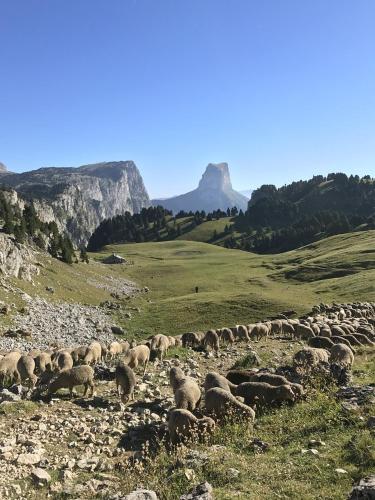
[[0, 301, 374, 446]]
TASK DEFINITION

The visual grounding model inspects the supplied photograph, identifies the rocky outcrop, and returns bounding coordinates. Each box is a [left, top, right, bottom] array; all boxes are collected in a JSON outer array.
[[0, 234, 40, 282], [152, 163, 248, 213], [0, 161, 150, 245]]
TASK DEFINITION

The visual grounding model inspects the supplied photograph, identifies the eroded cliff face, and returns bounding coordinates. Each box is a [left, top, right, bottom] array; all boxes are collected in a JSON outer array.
[[0, 234, 40, 282], [0, 161, 150, 245]]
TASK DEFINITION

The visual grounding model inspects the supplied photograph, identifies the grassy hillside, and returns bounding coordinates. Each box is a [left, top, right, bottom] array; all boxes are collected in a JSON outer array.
[[90, 230, 375, 338], [175, 217, 230, 242]]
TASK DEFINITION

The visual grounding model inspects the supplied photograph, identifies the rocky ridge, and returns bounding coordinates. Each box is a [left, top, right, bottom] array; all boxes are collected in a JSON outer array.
[[0, 161, 151, 245]]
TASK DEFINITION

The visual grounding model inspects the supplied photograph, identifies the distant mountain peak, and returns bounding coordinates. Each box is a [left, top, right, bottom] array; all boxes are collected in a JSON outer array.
[[152, 162, 248, 213], [0, 162, 8, 172], [198, 162, 232, 191]]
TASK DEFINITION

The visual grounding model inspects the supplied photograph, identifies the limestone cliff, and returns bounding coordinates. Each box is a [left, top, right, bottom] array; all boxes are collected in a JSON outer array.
[[0, 161, 150, 245]]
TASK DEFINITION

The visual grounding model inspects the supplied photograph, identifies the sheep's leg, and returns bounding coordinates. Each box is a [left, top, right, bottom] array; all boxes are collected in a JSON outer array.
[[143, 360, 148, 376], [69, 385, 74, 398], [83, 383, 88, 397]]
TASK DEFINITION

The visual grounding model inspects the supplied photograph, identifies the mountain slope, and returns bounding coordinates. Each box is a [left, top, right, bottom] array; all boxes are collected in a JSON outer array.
[[152, 163, 248, 213], [0, 161, 150, 245]]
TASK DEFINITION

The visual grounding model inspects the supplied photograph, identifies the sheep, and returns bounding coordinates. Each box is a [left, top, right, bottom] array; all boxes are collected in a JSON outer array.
[[150, 334, 170, 361], [235, 325, 250, 342], [182, 331, 203, 348], [281, 322, 295, 338], [342, 334, 363, 346], [48, 365, 94, 398], [17, 355, 37, 387], [83, 341, 102, 365], [205, 387, 255, 422], [0, 351, 23, 386], [168, 408, 215, 445], [330, 336, 354, 350], [120, 341, 130, 354], [351, 333, 374, 346], [270, 320, 283, 337], [71, 346, 87, 365], [289, 382, 305, 399], [250, 323, 268, 341], [293, 347, 329, 370], [308, 336, 334, 350], [204, 372, 236, 393], [330, 343, 354, 367], [33, 352, 53, 374], [220, 328, 235, 345], [123, 345, 150, 375], [115, 362, 136, 403], [294, 324, 315, 340], [169, 367, 201, 411], [203, 330, 220, 353], [108, 341, 123, 359], [167, 336, 176, 348], [248, 372, 290, 387], [53, 351, 74, 372], [234, 382, 295, 407], [226, 369, 257, 385]]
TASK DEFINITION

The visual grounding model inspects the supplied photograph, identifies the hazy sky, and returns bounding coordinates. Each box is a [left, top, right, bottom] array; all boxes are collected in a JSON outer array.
[[1, 1, 375, 197]]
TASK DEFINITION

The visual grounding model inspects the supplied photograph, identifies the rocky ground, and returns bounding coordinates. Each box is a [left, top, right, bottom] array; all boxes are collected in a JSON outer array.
[[0, 294, 118, 352]]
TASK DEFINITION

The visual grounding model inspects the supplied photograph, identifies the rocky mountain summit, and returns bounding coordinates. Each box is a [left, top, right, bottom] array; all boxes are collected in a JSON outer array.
[[152, 163, 248, 213], [0, 161, 150, 245]]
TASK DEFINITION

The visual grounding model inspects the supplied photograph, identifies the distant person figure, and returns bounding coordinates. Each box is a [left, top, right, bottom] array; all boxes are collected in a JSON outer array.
[[195, 286, 199, 293]]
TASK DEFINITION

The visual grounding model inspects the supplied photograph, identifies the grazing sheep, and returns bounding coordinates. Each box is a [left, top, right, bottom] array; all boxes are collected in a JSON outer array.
[[226, 369, 257, 385], [289, 382, 305, 399], [351, 333, 374, 346], [294, 324, 315, 340], [123, 345, 150, 375], [293, 347, 329, 370], [319, 327, 332, 338], [167, 336, 176, 348], [203, 330, 220, 353], [83, 341, 102, 365], [220, 328, 235, 345], [234, 382, 295, 407], [0, 351, 22, 386], [205, 387, 255, 422], [115, 362, 136, 403], [342, 334, 363, 347], [120, 341, 130, 355], [168, 408, 215, 445], [48, 365, 94, 398], [16, 355, 37, 387], [235, 325, 250, 342], [281, 322, 295, 337], [204, 372, 236, 393], [34, 352, 53, 374], [150, 334, 170, 361], [248, 372, 290, 387], [270, 320, 283, 337], [308, 336, 334, 350], [71, 346, 87, 365], [169, 367, 201, 411], [330, 343, 354, 367], [53, 351, 74, 372], [250, 323, 268, 341], [182, 331, 203, 348], [330, 336, 354, 351], [108, 341, 123, 359]]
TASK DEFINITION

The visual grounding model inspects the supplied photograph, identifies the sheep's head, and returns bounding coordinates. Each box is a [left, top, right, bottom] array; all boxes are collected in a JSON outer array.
[[278, 384, 295, 402]]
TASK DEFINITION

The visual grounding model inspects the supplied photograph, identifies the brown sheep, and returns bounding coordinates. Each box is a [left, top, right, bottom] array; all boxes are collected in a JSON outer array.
[[220, 328, 235, 345], [48, 365, 94, 398], [203, 330, 220, 353], [168, 408, 215, 445], [330, 343, 354, 367], [226, 369, 258, 385], [150, 334, 170, 361], [33, 352, 53, 374], [123, 345, 150, 375], [108, 341, 123, 359], [0, 351, 23, 386], [342, 334, 363, 346], [205, 387, 255, 422], [234, 382, 295, 407], [293, 347, 329, 370], [53, 351, 74, 372], [235, 325, 250, 342], [204, 372, 236, 393], [308, 336, 334, 350], [169, 367, 201, 411], [83, 341, 102, 365], [250, 323, 268, 341], [351, 333, 374, 346], [294, 324, 315, 340], [248, 372, 290, 387], [115, 362, 136, 403], [17, 355, 37, 387], [71, 346, 87, 365]]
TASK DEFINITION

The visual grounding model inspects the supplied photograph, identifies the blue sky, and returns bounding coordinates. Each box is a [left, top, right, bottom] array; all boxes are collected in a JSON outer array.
[[1, 0, 375, 197]]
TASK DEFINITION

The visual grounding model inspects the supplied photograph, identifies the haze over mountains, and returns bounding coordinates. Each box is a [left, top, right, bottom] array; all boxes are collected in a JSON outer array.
[[152, 163, 248, 213]]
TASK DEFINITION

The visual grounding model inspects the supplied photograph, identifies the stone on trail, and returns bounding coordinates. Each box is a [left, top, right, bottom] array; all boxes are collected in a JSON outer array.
[[31, 467, 51, 485], [180, 482, 213, 500], [123, 490, 158, 500]]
